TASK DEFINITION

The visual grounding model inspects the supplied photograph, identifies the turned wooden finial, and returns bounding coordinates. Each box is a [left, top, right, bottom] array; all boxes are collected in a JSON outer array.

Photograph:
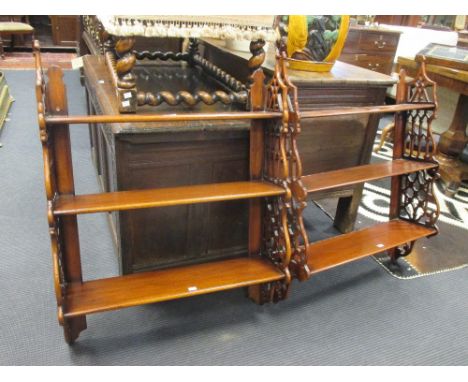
[[248, 39, 266, 76], [248, 39, 266, 110], [414, 57, 438, 108], [114, 37, 137, 89]]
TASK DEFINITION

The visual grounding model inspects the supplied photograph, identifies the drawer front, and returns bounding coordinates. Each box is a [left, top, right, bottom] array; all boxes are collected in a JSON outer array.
[[342, 29, 362, 54], [339, 53, 394, 75], [343, 28, 361, 46], [343, 29, 400, 55], [357, 31, 400, 54]]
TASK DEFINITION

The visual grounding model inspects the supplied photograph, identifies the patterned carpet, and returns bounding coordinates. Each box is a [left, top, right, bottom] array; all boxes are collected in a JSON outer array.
[[0, 51, 76, 70]]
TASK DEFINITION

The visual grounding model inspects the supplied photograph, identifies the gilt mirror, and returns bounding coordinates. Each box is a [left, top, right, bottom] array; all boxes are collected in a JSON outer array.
[[276, 15, 350, 72]]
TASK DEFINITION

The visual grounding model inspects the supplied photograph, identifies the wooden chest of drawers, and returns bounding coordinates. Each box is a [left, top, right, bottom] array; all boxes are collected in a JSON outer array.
[[340, 26, 402, 75]]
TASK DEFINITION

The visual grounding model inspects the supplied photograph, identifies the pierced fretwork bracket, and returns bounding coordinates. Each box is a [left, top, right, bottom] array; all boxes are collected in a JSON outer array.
[[390, 59, 440, 261]]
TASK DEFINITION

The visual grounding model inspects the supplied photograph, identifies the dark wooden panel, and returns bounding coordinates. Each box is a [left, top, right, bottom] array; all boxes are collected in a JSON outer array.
[[50, 16, 80, 47], [116, 130, 252, 272], [297, 86, 385, 109], [299, 114, 370, 175]]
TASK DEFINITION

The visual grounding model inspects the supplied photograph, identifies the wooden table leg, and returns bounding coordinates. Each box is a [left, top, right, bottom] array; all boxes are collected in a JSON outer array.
[[373, 121, 394, 152], [436, 93, 468, 195], [436, 152, 468, 196], [437, 94, 468, 157], [333, 184, 365, 233]]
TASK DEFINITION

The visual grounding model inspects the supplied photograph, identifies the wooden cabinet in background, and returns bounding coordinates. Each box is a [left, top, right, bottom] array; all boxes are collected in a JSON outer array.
[[374, 15, 421, 27], [340, 26, 402, 75], [50, 16, 80, 48]]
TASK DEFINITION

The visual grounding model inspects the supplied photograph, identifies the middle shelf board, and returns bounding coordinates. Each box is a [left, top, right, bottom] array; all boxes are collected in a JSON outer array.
[[302, 159, 437, 194], [54, 181, 285, 215]]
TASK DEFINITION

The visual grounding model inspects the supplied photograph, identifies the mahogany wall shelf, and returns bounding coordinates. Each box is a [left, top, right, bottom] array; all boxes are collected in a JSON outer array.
[[34, 32, 440, 343], [289, 60, 441, 282]]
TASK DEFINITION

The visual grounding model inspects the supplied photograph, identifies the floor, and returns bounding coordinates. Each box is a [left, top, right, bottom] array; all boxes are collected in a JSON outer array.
[[0, 51, 76, 70]]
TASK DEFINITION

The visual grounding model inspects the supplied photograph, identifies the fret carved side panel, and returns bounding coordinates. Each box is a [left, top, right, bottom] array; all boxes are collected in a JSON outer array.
[[393, 61, 440, 259], [34, 41, 67, 331], [258, 52, 311, 300]]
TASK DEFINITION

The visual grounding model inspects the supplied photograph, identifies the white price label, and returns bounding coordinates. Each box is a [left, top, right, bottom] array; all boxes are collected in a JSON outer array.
[[71, 56, 84, 70]]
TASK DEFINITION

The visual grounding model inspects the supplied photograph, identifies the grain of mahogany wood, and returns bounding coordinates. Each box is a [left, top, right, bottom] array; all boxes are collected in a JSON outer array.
[[306, 220, 436, 274], [64, 257, 285, 317], [299, 103, 435, 119], [302, 159, 438, 193], [54, 181, 285, 215], [44, 111, 283, 125], [44, 103, 434, 125]]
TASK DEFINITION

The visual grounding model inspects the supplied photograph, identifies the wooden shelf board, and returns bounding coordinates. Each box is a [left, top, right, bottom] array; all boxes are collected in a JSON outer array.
[[299, 103, 435, 119], [302, 159, 437, 194], [64, 257, 284, 317], [45, 111, 283, 125], [54, 181, 285, 215], [306, 220, 436, 275]]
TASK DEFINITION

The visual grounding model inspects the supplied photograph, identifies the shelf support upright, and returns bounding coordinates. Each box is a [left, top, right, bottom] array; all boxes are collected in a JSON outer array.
[[246, 39, 270, 304], [389, 60, 440, 262], [34, 40, 87, 343]]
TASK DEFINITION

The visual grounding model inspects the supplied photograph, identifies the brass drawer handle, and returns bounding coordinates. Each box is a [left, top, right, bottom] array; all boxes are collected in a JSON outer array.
[[374, 40, 387, 49]]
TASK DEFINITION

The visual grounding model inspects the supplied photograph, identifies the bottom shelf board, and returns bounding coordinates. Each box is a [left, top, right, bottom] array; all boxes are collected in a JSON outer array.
[[306, 220, 436, 275], [64, 256, 284, 317]]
